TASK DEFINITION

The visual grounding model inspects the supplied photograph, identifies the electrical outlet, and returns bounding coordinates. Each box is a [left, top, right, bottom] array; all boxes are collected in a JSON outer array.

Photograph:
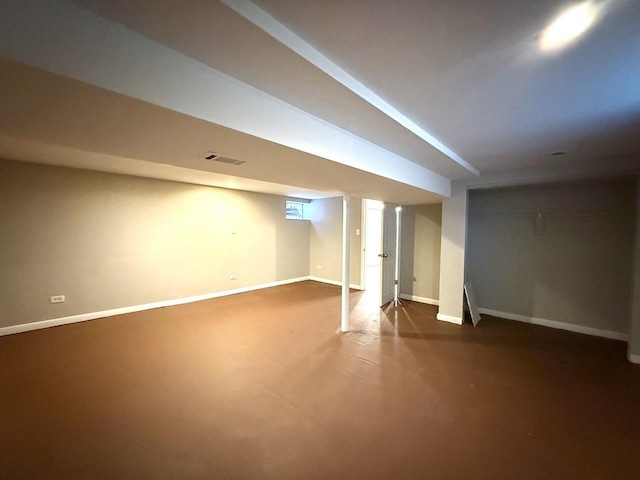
[[230, 274, 238, 280], [50, 295, 65, 304], [316, 265, 322, 270]]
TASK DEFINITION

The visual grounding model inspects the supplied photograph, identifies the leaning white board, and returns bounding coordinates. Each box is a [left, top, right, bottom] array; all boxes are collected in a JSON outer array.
[[464, 283, 481, 326]]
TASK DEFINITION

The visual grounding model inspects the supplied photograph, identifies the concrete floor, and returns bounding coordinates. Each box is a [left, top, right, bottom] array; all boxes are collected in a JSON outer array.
[[1, 280, 639, 479]]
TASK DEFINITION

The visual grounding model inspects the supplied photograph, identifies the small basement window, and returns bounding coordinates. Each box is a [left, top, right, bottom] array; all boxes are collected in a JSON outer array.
[[286, 200, 306, 220]]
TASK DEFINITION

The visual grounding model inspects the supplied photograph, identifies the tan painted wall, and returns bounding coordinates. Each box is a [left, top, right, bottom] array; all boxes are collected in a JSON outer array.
[[0, 159, 310, 328], [308, 196, 362, 286], [466, 178, 636, 335], [400, 204, 442, 302]]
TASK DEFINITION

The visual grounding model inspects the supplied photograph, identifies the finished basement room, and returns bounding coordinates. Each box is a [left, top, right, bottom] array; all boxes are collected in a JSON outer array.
[[1, 0, 640, 479]]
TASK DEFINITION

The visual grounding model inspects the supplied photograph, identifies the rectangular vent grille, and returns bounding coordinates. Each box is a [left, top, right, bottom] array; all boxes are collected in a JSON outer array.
[[213, 157, 246, 166], [202, 152, 246, 166]]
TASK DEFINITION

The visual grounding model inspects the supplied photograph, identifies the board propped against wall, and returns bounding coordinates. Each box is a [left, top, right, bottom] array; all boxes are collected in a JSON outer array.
[[464, 283, 481, 326]]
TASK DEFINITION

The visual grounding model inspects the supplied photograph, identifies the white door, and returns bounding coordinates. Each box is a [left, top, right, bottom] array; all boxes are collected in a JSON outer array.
[[363, 200, 383, 300], [379, 203, 397, 306]]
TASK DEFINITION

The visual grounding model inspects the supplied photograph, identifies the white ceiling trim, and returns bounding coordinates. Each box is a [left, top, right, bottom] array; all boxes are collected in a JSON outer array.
[[222, 0, 480, 177], [0, 0, 450, 197]]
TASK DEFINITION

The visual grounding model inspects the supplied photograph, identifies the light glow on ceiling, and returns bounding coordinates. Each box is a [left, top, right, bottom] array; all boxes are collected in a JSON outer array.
[[539, 2, 600, 51]]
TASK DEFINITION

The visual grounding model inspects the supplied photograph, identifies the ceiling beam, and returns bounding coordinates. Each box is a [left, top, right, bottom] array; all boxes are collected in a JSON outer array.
[[222, 0, 480, 177]]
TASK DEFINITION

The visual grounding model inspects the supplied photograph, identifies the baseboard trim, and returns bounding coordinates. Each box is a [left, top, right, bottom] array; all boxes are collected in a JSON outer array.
[[628, 353, 640, 364], [308, 276, 363, 290], [398, 294, 439, 306], [0, 276, 311, 337], [478, 308, 629, 342], [436, 313, 463, 325]]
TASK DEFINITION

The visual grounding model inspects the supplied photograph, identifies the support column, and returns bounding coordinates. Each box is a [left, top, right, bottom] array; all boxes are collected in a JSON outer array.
[[341, 194, 351, 332], [395, 206, 402, 304], [437, 181, 468, 325], [629, 176, 640, 364]]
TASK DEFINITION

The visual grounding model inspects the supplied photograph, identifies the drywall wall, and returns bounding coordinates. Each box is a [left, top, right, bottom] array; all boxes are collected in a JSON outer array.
[[437, 182, 467, 324], [0, 159, 310, 329], [466, 177, 636, 336], [400, 204, 442, 303], [629, 176, 640, 362], [436, 157, 640, 327], [308, 196, 362, 286]]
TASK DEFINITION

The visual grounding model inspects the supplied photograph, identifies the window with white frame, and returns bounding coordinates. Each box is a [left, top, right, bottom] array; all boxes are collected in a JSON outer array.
[[285, 200, 305, 220]]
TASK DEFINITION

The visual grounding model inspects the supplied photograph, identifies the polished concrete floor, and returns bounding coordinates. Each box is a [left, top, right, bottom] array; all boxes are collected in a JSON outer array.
[[1, 280, 639, 479]]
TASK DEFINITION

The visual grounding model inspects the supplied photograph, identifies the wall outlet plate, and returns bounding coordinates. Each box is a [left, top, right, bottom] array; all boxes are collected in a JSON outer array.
[[230, 274, 238, 280], [50, 295, 65, 304]]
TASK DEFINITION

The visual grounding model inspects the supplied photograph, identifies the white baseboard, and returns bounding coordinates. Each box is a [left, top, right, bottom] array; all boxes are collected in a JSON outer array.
[[436, 313, 463, 325], [629, 353, 640, 365], [0, 276, 310, 337], [478, 308, 629, 342], [398, 294, 439, 306], [308, 276, 363, 290]]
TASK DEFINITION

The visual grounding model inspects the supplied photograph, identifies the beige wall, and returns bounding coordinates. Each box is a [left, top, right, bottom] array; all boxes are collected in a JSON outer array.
[[308, 196, 362, 286], [400, 204, 442, 302], [466, 178, 636, 335], [0, 159, 310, 329]]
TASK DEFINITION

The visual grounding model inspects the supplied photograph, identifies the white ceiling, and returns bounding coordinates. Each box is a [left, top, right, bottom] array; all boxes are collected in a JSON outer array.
[[0, 0, 639, 203], [247, 0, 640, 171]]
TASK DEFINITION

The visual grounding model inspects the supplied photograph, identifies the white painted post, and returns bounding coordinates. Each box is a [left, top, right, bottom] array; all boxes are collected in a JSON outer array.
[[437, 181, 468, 325], [341, 194, 351, 332], [628, 176, 640, 364], [395, 206, 402, 305]]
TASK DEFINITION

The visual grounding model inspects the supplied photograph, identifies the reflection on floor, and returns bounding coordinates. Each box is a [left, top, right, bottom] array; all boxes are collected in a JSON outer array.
[[1, 280, 639, 479]]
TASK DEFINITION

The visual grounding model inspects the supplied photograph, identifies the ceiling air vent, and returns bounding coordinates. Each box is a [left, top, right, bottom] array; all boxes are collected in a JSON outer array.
[[201, 151, 246, 166]]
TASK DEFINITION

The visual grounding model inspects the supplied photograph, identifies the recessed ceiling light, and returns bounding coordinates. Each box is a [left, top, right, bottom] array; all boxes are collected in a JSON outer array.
[[539, 2, 599, 51]]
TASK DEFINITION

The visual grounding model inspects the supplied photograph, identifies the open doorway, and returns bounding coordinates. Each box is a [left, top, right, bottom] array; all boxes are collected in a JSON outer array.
[[363, 199, 384, 304], [361, 199, 399, 307]]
